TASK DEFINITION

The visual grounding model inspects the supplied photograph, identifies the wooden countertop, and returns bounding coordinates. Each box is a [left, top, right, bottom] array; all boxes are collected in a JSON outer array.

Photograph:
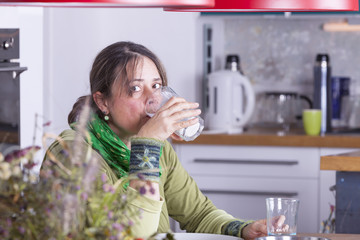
[[297, 233, 360, 240], [321, 150, 360, 171], [0, 130, 19, 144], [173, 128, 360, 148]]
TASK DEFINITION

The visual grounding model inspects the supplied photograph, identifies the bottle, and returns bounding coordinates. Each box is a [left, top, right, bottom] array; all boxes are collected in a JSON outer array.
[[313, 54, 332, 134]]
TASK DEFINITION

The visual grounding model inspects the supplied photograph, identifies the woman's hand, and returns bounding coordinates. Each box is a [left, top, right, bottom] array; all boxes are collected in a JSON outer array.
[[169, 133, 184, 141], [241, 219, 267, 240], [137, 97, 201, 141]]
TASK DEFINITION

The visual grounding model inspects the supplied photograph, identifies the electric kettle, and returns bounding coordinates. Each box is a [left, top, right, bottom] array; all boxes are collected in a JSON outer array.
[[205, 70, 255, 133]]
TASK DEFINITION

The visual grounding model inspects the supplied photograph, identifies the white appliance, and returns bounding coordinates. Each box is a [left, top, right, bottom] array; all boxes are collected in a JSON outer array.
[[205, 70, 255, 133]]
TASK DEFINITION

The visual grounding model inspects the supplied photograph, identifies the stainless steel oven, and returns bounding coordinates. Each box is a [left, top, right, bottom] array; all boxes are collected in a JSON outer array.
[[0, 29, 27, 150]]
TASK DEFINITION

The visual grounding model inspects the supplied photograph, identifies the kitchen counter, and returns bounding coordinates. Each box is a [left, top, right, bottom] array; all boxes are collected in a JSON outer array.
[[172, 128, 360, 148], [321, 150, 360, 171], [0, 130, 19, 144], [320, 151, 360, 234]]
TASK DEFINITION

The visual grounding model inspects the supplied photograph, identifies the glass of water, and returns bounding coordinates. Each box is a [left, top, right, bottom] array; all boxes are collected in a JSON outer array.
[[145, 86, 204, 141], [266, 198, 300, 236]]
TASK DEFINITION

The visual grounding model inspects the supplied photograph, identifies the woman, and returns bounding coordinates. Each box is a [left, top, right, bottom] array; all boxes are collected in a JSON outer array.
[[45, 41, 267, 239]]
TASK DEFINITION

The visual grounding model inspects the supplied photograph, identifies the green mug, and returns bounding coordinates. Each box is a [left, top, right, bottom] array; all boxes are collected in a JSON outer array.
[[303, 109, 322, 136]]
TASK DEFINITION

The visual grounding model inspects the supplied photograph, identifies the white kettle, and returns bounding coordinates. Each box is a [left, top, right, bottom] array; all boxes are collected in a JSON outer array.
[[205, 70, 255, 133]]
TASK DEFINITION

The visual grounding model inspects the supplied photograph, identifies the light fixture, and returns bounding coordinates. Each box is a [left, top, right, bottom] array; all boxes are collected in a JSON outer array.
[[165, 0, 359, 12], [0, 0, 214, 8]]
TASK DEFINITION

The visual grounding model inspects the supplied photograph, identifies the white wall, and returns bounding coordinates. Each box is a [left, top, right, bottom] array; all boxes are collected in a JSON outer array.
[[0, 6, 201, 171], [0, 7, 44, 172], [43, 8, 201, 135]]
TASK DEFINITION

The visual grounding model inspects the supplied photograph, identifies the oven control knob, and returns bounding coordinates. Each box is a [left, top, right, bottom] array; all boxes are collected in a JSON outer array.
[[2, 38, 14, 49]]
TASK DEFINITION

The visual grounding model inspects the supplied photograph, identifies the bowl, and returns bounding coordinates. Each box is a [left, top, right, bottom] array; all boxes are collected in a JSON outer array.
[[256, 237, 330, 240]]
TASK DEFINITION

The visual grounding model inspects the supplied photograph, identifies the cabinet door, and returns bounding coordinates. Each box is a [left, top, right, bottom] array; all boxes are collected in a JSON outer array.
[[193, 175, 319, 233], [173, 144, 320, 232], [175, 145, 319, 179]]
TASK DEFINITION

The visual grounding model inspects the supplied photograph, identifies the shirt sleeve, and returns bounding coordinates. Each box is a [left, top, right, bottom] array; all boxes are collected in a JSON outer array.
[[163, 142, 252, 238], [125, 187, 164, 238]]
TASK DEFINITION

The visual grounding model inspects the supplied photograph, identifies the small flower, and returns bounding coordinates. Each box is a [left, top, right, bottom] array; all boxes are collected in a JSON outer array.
[[0, 162, 11, 180], [12, 166, 21, 176], [45, 207, 52, 216], [13, 183, 19, 191], [56, 193, 62, 200], [28, 173, 38, 183], [18, 226, 25, 234], [23, 162, 37, 170], [108, 211, 114, 219], [101, 173, 108, 183], [139, 186, 146, 195], [41, 169, 53, 179], [4, 154, 14, 163], [60, 149, 69, 158], [122, 195, 127, 201], [112, 223, 123, 231], [28, 208, 36, 216], [81, 192, 88, 201], [128, 220, 134, 226], [330, 204, 335, 212], [103, 183, 113, 192], [43, 121, 52, 127]]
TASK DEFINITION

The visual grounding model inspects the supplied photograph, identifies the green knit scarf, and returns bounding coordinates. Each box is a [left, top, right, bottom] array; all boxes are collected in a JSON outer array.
[[79, 114, 162, 180], [86, 114, 131, 179]]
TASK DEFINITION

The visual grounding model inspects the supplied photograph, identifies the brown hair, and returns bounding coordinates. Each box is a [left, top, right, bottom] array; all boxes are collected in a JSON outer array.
[[68, 41, 168, 124]]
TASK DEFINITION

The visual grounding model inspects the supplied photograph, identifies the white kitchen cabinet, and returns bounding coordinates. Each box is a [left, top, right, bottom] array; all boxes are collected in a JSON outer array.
[[172, 144, 320, 233]]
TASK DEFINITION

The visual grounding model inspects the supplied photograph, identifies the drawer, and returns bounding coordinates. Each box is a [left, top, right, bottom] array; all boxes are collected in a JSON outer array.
[[174, 145, 319, 178], [193, 175, 319, 233]]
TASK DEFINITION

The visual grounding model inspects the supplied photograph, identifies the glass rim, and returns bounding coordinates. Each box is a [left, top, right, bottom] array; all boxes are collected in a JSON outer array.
[[302, 109, 321, 113], [265, 197, 299, 202]]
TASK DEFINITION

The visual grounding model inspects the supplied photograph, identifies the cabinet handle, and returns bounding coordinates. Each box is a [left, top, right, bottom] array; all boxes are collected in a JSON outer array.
[[201, 189, 298, 197], [193, 159, 299, 166]]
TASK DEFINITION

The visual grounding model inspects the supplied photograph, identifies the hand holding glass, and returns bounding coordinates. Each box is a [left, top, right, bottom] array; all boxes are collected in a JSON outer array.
[[145, 86, 204, 141], [266, 198, 299, 236]]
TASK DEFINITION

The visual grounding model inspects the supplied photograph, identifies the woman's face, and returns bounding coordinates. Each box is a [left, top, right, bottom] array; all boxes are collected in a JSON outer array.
[[106, 57, 162, 137]]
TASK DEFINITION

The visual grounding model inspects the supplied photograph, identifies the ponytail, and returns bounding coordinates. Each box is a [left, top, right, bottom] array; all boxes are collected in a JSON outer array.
[[68, 95, 93, 125]]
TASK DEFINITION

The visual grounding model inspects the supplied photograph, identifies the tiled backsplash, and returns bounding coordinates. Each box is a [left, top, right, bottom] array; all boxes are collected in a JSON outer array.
[[223, 16, 360, 97]]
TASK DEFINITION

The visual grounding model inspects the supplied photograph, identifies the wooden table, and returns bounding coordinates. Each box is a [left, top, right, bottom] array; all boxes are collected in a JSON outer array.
[[297, 233, 360, 240]]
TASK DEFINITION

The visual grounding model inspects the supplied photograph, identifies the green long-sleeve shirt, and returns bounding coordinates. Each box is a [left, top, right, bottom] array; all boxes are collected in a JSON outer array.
[[44, 129, 252, 238]]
